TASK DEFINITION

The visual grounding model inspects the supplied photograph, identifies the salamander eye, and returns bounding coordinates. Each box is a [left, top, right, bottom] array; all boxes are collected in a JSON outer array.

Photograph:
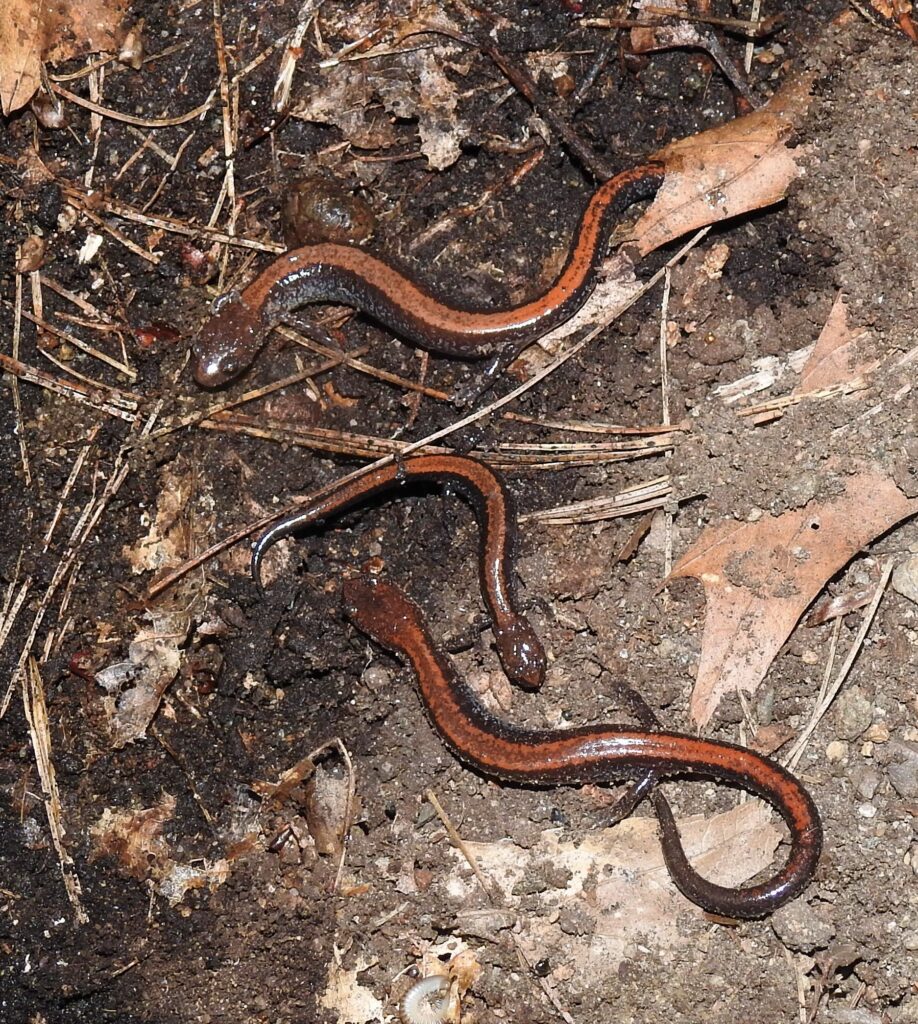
[[216, 352, 240, 377]]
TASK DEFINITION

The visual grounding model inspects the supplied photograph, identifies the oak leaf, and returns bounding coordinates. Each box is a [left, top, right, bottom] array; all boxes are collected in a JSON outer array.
[[0, 0, 127, 115], [633, 73, 813, 255], [668, 470, 918, 725], [796, 292, 880, 394]]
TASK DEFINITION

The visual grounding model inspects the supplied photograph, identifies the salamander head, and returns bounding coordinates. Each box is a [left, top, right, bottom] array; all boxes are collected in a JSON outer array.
[[494, 618, 546, 691], [342, 577, 428, 659], [192, 291, 266, 388]]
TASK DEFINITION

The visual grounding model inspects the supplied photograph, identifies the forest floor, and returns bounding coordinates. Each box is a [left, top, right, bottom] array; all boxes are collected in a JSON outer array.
[[1, 2, 917, 1023]]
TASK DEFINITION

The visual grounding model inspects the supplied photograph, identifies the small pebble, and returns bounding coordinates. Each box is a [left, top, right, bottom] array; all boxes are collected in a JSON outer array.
[[886, 739, 918, 799], [863, 722, 890, 743], [771, 900, 836, 953], [853, 767, 880, 800], [834, 685, 874, 740], [825, 740, 848, 762], [891, 554, 918, 605], [362, 664, 392, 693]]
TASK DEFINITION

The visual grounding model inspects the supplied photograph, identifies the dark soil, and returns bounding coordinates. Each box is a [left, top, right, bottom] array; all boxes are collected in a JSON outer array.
[[1, 2, 916, 1023]]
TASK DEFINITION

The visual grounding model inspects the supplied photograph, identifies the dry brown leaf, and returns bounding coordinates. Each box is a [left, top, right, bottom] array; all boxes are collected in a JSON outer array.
[[304, 763, 351, 856], [90, 793, 176, 880], [293, 63, 398, 152], [319, 956, 384, 1024], [95, 609, 186, 746], [668, 470, 918, 725], [633, 74, 813, 256], [797, 292, 879, 393], [0, 0, 128, 115], [455, 802, 779, 984], [90, 794, 231, 904], [293, 47, 468, 170]]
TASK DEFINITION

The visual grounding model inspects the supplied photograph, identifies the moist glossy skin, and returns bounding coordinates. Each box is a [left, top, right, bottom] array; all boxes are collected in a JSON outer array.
[[192, 163, 665, 387], [343, 577, 823, 918], [251, 454, 546, 690]]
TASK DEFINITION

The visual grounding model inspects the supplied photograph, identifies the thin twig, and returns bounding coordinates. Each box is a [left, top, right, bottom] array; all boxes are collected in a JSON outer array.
[[279, 325, 450, 401], [520, 474, 672, 525], [0, 352, 138, 420], [60, 184, 283, 254], [9, 302, 136, 377], [0, 577, 31, 660], [22, 658, 88, 924], [198, 412, 679, 467], [659, 265, 674, 585], [10, 272, 32, 484], [132, 352, 363, 447], [64, 192, 160, 265], [43, 426, 101, 551], [785, 560, 894, 772], [52, 82, 215, 128]]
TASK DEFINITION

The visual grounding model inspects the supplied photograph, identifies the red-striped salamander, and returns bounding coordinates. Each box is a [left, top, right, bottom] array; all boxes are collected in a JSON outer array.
[[343, 575, 822, 918], [193, 163, 664, 387], [251, 453, 546, 690]]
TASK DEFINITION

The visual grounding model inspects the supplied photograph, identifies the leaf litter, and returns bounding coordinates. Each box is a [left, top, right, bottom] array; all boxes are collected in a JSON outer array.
[[5, 4, 918, 1019], [667, 468, 918, 726], [450, 800, 781, 984], [95, 458, 210, 746], [0, 0, 128, 115]]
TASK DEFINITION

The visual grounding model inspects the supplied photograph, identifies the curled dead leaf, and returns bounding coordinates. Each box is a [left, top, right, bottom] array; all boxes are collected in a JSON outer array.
[[633, 73, 814, 256]]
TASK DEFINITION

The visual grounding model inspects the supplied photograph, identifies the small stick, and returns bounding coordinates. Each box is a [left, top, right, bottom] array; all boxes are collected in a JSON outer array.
[[278, 325, 450, 401], [659, 265, 674, 586], [11, 272, 32, 484], [52, 82, 215, 128], [42, 426, 101, 551], [9, 303, 136, 377], [133, 351, 363, 447], [785, 560, 894, 771], [0, 352, 138, 420], [60, 184, 283, 254], [66, 193, 160, 265], [22, 658, 88, 924], [480, 39, 616, 181], [425, 789, 574, 1024]]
